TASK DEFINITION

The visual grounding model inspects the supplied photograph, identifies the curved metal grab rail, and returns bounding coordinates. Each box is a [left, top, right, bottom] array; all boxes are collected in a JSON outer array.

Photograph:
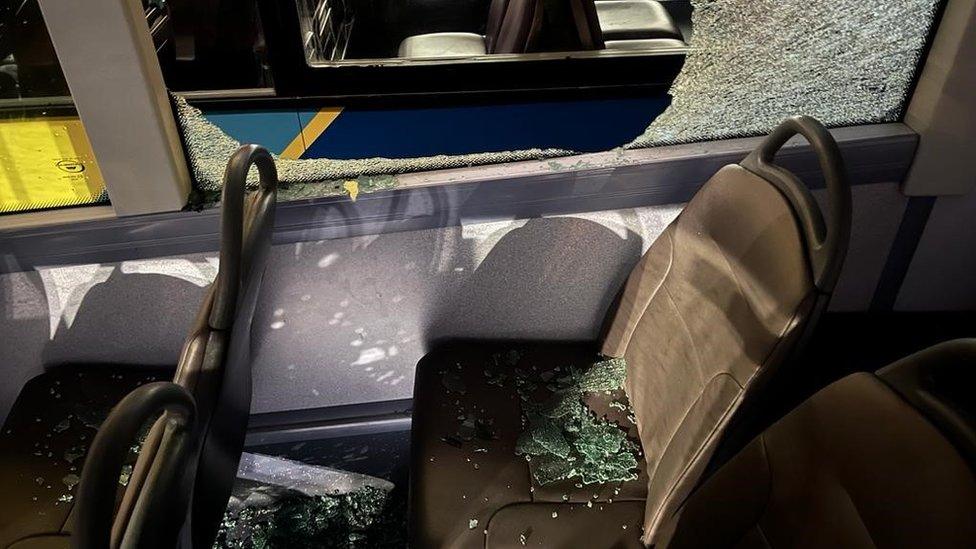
[[740, 116, 852, 292], [73, 383, 196, 549]]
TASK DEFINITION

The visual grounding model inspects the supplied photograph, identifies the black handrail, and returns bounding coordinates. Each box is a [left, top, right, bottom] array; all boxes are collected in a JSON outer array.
[[740, 116, 852, 292], [73, 383, 196, 549]]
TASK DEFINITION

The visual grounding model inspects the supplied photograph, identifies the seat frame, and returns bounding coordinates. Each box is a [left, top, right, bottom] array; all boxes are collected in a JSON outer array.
[[73, 145, 278, 549]]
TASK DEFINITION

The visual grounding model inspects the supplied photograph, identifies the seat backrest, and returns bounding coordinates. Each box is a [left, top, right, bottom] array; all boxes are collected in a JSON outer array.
[[876, 338, 976, 469], [659, 340, 976, 548], [600, 117, 851, 545], [485, 0, 542, 54], [183, 145, 277, 548], [74, 145, 278, 549], [484, 0, 509, 52]]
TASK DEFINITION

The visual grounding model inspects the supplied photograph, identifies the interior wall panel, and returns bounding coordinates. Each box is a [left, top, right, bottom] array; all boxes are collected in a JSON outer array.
[[0, 182, 909, 423], [896, 190, 976, 310]]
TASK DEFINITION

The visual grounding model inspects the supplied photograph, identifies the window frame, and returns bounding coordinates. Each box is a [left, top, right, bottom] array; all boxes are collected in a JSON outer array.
[[0, 0, 959, 232], [257, 0, 689, 100], [23, 0, 192, 219]]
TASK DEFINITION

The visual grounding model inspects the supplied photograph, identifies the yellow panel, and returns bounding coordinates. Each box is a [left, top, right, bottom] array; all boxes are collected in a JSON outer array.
[[0, 116, 107, 213]]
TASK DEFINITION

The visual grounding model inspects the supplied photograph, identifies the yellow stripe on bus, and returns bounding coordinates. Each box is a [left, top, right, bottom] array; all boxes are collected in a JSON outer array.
[[0, 116, 107, 213], [279, 107, 344, 160]]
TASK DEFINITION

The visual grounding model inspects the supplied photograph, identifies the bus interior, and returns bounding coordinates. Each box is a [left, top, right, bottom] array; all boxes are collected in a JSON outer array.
[[0, 0, 975, 547]]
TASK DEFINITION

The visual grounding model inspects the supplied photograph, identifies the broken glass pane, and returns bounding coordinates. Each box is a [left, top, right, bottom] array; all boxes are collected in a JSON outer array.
[[174, 96, 569, 199], [630, 0, 941, 147]]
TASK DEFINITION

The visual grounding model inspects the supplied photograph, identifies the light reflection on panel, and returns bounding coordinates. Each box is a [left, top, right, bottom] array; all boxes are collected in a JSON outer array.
[[0, 255, 218, 425], [249, 205, 682, 415]]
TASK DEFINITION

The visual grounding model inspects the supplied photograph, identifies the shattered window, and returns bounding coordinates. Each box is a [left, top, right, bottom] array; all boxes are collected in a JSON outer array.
[[513, 357, 640, 486], [630, 0, 942, 147], [174, 95, 567, 202], [175, 0, 942, 201]]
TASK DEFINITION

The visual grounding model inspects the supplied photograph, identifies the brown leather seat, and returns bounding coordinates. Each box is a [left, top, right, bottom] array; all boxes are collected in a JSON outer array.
[[398, 0, 541, 58], [659, 339, 976, 549], [0, 146, 278, 549], [409, 116, 852, 548]]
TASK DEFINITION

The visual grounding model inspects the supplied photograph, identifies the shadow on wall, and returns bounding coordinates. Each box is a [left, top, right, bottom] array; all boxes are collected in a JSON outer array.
[[427, 217, 642, 342], [248, 215, 646, 414], [0, 257, 217, 424], [0, 209, 667, 422]]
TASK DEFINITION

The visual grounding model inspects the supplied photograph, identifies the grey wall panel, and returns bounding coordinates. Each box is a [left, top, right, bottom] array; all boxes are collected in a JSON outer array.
[[0, 124, 916, 275], [0, 271, 50, 427], [247, 183, 905, 415], [0, 255, 216, 424], [819, 183, 910, 310], [895, 190, 976, 310], [0, 185, 909, 423], [247, 206, 680, 414]]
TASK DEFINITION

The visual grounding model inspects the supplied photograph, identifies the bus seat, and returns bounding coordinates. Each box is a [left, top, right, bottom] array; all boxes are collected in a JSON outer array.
[[409, 116, 852, 547], [398, 0, 541, 58], [79, 145, 278, 549], [594, 1, 683, 42], [0, 145, 278, 549], [659, 340, 976, 548], [0, 367, 172, 548], [410, 342, 650, 548], [398, 32, 489, 59]]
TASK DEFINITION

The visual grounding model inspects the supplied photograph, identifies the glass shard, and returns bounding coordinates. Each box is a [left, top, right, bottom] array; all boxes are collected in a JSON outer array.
[[510, 356, 639, 486]]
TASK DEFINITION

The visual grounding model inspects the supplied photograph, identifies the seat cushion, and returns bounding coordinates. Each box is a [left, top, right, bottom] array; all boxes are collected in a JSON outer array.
[[8, 535, 71, 549], [410, 341, 645, 548], [595, 0, 683, 41], [661, 373, 976, 548], [486, 501, 644, 548], [398, 33, 488, 59], [0, 366, 172, 547]]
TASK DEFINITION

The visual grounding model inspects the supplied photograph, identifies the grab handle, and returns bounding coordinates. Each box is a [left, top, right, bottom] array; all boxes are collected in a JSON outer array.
[[741, 116, 852, 291], [210, 145, 278, 330], [73, 382, 196, 549]]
